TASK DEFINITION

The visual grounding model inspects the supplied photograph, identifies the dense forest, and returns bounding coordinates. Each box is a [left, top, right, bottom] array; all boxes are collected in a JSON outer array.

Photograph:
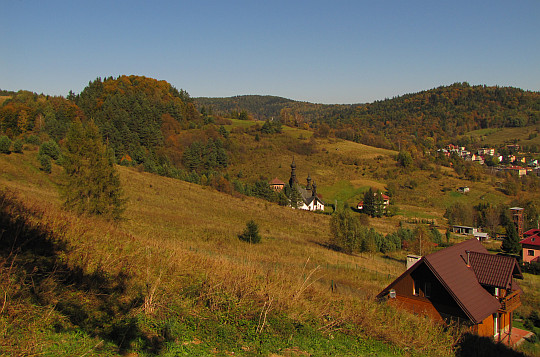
[[2, 79, 540, 168], [195, 83, 540, 149]]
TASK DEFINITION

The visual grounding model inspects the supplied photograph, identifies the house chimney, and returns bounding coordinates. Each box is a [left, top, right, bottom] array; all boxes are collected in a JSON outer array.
[[466, 250, 470, 267]]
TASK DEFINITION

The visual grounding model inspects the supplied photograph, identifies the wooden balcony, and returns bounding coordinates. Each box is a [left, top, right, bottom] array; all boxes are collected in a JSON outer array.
[[499, 290, 521, 312]]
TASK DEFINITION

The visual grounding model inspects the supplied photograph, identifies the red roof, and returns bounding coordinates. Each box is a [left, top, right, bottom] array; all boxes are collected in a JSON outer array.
[[520, 234, 540, 247], [524, 229, 540, 237], [269, 178, 285, 185], [469, 251, 523, 289]]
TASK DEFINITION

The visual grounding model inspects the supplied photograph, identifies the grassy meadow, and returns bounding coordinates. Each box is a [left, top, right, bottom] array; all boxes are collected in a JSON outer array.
[[1, 139, 538, 356], [465, 125, 540, 150], [0, 148, 456, 356]]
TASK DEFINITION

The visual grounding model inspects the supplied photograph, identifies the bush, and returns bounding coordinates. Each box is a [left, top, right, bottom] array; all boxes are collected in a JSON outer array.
[[25, 135, 41, 145], [12, 140, 23, 153], [39, 154, 52, 173], [0, 135, 12, 154], [239, 220, 261, 244], [39, 140, 61, 161]]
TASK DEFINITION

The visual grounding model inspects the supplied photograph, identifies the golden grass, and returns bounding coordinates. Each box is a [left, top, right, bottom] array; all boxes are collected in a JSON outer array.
[[466, 125, 540, 147], [0, 150, 458, 355]]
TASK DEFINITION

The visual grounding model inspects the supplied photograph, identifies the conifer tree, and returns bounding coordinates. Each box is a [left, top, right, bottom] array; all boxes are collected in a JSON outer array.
[[501, 221, 521, 254], [239, 220, 261, 244], [61, 120, 125, 220]]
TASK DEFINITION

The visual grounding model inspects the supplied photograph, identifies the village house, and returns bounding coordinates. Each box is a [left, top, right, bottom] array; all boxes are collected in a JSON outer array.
[[478, 148, 496, 156], [520, 228, 540, 264], [377, 239, 523, 343], [269, 177, 285, 192], [357, 192, 390, 211], [451, 225, 478, 235]]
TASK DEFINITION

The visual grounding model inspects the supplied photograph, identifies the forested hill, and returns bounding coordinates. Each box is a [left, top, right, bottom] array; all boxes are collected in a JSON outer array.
[[76, 75, 201, 161], [196, 83, 540, 148], [195, 95, 355, 125]]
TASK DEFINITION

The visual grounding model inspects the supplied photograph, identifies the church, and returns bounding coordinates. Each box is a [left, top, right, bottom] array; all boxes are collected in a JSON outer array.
[[288, 158, 325, 212]]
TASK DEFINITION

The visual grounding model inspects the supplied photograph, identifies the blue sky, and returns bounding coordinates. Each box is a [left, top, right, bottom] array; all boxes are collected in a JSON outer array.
[[2, 1, 539, 104]]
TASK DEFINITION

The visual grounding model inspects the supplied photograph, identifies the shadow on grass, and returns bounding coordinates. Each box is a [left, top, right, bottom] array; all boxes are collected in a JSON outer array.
[[455, 333, 527, 357], [0, 189, 166, 354]]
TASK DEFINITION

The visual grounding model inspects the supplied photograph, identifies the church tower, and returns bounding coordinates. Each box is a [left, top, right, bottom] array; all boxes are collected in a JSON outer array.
[[289, 157, 298, 188], [306, 173, 312, 191]]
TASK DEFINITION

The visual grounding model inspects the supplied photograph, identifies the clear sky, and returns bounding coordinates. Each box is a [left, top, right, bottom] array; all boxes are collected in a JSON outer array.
[[2, 1, 539, 104]]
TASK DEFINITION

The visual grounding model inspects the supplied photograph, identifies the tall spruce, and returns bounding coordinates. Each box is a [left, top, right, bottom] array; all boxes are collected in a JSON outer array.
[[501, 220, 521, 255], [61, 120, 125, 220]]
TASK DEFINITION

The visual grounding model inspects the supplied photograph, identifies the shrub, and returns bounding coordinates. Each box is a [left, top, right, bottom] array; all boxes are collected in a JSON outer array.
[[39, 140, 61, 161], [0, 135, 12, 154], [239, 220, 261, 244], [39, 154, 52, 173], [25, 135, 41, 145], [12, 139, 23, 153]]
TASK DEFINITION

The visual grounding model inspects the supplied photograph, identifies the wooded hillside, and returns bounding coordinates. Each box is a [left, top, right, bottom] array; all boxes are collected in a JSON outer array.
[[195, 83, 540, 149]]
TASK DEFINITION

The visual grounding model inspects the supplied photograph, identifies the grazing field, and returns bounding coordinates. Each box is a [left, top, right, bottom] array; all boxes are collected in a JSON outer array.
[[465, 125, 540, 148]]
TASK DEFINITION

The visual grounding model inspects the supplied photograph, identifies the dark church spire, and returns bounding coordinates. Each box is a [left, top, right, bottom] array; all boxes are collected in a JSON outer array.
[[289, 157, 298, 188], [306, 173, 312, 191]]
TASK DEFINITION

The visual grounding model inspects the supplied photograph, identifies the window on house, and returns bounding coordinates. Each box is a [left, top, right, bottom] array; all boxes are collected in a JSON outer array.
[[528, 250, 535, 256], [413, 280, 420, 296], [424, 282, 431, 298]]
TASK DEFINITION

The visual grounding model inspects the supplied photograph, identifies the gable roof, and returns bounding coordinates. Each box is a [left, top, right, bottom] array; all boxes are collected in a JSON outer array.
[[269, 178, 285, 185], [378, 239, 522, 324], [520, 233, 540, 247], [468, 251, 523, 289], [524, 228, 540, 237]]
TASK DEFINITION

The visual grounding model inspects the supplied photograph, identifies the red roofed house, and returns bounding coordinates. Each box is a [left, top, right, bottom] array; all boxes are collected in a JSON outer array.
[[357, 193, 390, 210], [269, 178, 285, 192], [377, 239, 523, 342], [520, 229, 540, 263]]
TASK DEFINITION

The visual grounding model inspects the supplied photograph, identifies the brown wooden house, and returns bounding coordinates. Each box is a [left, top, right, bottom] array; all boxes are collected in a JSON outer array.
[[377, 239, 523, 341]]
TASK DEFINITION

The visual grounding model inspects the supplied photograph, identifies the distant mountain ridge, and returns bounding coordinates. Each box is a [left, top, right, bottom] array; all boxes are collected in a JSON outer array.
[[196, 83, 540, 148]]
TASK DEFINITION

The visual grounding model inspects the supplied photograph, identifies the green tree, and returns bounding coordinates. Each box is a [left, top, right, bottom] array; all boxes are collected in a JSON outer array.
[[287, 184, 304, 209], [0, 136, 12, 154], [38, 154, 52, 173], [501, 221, 521, 255], [397, 150, 413, 168], [12, 139, 23, 153], [239, 220, 261, 244], [61, 120, 125, 220], [38, 140, 61, 161], [329, 205, 363, 254]]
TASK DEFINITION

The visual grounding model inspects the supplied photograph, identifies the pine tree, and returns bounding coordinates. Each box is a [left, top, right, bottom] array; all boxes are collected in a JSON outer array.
[[239, 220, 261, 244], [501, 221, 521, 254], [362, 188, 375, 216], [61, 120, 125, 220]]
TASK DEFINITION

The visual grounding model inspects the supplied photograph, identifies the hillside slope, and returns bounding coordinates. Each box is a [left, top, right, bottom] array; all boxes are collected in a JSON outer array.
[[0, 149, 458, 356]]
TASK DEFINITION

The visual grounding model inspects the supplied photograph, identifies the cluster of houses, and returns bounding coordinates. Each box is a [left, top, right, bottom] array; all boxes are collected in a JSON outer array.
[[438, 144, 540, 177]]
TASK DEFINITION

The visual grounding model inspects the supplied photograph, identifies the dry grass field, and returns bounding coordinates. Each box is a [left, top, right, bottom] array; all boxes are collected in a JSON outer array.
[[0, 150, 460, 356], [1, 143, 537, 356]]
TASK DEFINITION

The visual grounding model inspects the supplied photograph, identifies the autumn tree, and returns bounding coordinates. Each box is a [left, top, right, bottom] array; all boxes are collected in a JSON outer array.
[[61, 120, 125, 220], [412, 225, 433, 256]]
